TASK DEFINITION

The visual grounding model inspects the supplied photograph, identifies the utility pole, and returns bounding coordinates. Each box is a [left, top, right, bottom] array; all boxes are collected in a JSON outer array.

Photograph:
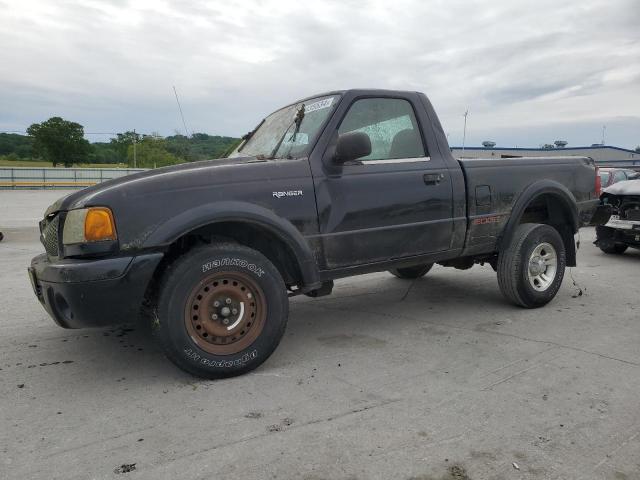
[[133, 129, 137, 169], [462, 109, 469, 153], [601, 125, 606, 145]]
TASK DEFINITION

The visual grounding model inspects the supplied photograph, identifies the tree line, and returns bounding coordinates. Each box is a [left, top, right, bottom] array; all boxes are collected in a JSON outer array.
[[1, 117, 241, 167]]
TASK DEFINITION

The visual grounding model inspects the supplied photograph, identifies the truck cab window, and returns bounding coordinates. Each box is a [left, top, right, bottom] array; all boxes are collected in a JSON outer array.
[[338, 98, 426, 161]]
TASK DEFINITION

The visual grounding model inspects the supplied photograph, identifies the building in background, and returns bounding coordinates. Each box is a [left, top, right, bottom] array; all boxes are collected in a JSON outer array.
[[450, 145, 640, 167]]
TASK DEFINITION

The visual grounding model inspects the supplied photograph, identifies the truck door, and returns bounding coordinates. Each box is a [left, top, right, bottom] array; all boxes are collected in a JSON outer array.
[[312, 96, 454, 269]]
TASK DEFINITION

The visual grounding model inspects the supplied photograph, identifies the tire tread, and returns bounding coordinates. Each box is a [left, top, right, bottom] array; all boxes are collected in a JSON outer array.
[[497, 224, 539, 307], [497, 223, 565, 308], [152, 242, 288, 379]]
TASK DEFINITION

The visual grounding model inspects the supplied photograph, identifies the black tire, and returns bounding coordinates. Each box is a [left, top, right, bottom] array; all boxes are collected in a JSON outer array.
[[153, 243, 288, 379], [596, 225, 628, 255], [389, 263, 434, 279], [497, 223, 566, 308], [595, 227, 628, 254]]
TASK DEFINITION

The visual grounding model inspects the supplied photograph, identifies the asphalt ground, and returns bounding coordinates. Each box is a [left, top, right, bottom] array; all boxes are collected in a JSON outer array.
[[1, 190, 639, 480]]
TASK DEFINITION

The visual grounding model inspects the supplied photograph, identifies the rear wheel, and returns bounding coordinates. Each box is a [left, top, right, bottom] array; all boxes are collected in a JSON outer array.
[[153, 243, 288, 379], [389, 263, 433, 279], [497, 223, 566, 308]]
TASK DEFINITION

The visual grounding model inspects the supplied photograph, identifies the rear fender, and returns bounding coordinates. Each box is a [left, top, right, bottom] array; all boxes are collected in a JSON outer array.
[[499, 181, 579, 266]]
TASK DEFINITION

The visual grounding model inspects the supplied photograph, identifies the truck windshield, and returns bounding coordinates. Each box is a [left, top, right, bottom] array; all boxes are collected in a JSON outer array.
[[229, 94, 339, 159]]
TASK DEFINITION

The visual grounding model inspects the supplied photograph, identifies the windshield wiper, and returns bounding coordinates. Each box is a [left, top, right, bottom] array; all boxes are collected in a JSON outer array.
[[269, 104, 305, 159]]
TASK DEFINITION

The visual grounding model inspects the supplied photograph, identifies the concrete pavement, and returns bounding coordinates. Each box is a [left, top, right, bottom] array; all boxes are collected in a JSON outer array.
[[1, 190, 638, 479]]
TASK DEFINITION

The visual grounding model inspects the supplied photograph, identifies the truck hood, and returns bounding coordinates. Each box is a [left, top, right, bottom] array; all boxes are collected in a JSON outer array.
[[42, 154, 315, 254], [602, 179, 640, 196], [45, 156, 268, 214]]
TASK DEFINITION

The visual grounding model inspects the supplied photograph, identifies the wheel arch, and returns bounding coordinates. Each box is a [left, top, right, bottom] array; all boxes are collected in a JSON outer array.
[[143, 201, 322, 291], [499, 181, 579, 266]]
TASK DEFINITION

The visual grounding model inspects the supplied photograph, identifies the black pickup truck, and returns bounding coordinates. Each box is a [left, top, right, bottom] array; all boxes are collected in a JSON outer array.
[[29, 89, 600, 378]]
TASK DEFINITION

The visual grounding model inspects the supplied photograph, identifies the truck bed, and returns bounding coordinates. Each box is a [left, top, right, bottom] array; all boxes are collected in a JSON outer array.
[[458, 156, 598, 255]]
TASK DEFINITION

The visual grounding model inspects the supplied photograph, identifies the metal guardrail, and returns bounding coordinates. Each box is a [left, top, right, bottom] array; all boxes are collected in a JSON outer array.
[[0, 167, 148, 189]]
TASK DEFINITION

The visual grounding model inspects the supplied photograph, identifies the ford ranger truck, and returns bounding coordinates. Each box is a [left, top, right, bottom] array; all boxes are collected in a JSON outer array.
[[29, 89, 600, 378]]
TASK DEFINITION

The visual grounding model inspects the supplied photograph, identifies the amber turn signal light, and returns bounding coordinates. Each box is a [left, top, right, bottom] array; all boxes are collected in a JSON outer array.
[[84, 207, 117, 242]]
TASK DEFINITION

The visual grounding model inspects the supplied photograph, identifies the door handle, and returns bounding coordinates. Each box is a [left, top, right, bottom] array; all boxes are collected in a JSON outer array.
[[423, 173, 445, 185]]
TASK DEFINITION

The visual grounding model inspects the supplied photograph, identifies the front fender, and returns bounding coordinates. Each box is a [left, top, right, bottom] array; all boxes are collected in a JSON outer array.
[[142, 201, 321, 289]]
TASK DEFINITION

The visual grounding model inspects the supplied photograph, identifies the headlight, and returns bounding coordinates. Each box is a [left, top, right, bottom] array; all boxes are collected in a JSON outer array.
[[62, 207, 117, 244]]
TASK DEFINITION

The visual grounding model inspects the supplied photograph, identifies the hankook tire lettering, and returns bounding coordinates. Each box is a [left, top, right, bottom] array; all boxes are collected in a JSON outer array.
[[183, 348, 258, 367], [202, 258, 265, 277]]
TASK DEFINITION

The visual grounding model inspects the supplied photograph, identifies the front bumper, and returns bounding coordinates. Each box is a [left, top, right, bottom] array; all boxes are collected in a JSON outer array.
[[29, 252, 163, 329], [603, 215, 640, 231]]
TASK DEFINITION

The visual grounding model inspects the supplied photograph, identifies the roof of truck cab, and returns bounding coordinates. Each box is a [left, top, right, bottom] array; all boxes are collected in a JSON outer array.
[[279, 89, 422, 112]]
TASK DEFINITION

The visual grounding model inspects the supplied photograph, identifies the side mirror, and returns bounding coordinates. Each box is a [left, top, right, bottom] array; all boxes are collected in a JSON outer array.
[[335, 131, 371, 163]]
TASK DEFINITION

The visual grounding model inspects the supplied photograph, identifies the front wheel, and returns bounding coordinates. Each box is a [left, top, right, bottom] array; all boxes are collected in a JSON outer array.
[[153, 243, 289, 379], [497, 223, 566, 308], [389, 263, 433, 279]]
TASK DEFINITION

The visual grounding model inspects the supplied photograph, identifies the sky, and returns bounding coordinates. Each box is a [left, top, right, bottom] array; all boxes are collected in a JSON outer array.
[[1, 0, 639, 148]]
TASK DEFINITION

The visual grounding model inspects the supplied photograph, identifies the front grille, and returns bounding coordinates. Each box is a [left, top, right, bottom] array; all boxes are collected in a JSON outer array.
[[41, 215, 60, 257]]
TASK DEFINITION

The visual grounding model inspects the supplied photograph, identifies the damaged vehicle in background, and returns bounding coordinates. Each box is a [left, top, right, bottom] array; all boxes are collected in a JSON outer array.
[[595, 179, 640, 254]]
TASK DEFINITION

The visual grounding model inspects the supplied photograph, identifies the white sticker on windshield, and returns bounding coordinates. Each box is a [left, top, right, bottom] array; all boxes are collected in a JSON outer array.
[[305, 97, 334, 113]]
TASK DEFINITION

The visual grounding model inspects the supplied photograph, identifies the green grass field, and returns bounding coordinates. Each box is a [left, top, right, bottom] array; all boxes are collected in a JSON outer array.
[[0, 159, 129, 168]]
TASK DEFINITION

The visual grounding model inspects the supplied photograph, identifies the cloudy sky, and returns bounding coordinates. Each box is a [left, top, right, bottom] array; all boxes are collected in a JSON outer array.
[[1, 0, 639, 148]]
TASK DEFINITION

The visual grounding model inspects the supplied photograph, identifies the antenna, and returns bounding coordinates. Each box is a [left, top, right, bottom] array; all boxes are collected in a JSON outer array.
[[133, 129, 137, 168], [462, 109, 469, 153], [173, 86, 190, 137]]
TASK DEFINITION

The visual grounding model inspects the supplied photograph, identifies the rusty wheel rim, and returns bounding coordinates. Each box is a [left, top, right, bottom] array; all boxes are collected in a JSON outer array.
[[184, 271, 266, 355]]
